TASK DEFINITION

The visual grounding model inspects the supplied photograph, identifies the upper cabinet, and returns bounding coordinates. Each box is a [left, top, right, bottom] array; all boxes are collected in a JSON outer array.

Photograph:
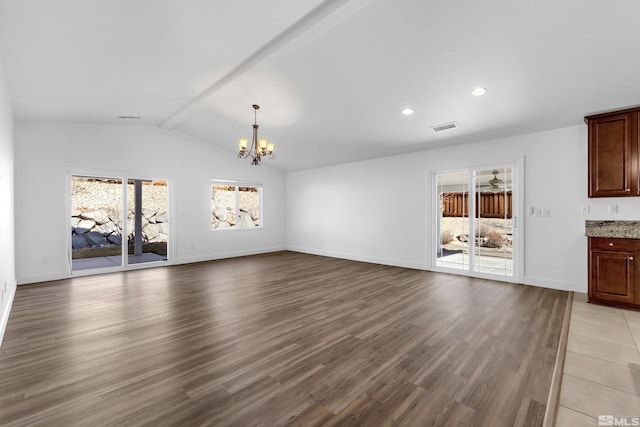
[[585, 107, 640, 198]]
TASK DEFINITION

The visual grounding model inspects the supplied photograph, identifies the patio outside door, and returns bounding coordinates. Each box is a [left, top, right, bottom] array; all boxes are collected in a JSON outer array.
[[434, 164, 519, 281]]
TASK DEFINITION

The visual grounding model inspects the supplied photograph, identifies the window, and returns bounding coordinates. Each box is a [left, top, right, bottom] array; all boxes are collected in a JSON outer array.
[[211, 180, 262, 229]]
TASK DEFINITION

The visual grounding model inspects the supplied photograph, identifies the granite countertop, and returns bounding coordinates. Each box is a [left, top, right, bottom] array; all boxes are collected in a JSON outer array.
[[585, 220, 640, 239]]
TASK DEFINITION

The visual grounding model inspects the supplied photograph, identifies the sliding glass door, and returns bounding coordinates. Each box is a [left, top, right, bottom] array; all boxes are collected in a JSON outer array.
[[127, 179, 169, 266], [70, 174, 169, 273], [71, 176, 124, 271], [435, 171, 470, 271], [473, 168, 513, 276], [434, 164, 518, 281]]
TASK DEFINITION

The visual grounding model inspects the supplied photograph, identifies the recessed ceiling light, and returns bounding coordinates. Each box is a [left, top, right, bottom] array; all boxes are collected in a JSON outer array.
[[401, 107, 414, 115], [471, 87, 487, 97]]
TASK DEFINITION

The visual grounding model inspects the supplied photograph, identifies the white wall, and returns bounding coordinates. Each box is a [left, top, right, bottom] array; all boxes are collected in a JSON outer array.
[[0, 56, 16, 345], [14, 123, 286, 284], [286, 125, 640, 292], [12, 118, 640, 294]]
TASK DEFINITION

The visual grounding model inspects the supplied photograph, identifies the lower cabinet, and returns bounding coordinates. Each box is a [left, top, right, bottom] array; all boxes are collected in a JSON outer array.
[[588, 237, 640, 308]]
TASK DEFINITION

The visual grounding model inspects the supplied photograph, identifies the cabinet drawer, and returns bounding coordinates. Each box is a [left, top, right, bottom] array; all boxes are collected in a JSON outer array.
[[589, 237, 640, 251]]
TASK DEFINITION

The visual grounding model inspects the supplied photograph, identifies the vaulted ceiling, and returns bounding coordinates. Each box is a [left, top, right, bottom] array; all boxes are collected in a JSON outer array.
[[1, 0, 639, 171]]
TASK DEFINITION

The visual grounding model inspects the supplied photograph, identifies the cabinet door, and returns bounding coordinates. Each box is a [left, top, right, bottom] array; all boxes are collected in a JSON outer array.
[[588, 113, 633, 197], [636, 112, 640, 195], [589, 250, 635, 304]]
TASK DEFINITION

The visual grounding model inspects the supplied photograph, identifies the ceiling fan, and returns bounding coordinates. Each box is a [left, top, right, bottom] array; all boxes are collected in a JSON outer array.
[[478, 170, 505, 191]]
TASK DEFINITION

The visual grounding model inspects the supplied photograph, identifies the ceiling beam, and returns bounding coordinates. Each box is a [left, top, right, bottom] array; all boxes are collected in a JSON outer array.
[[160, 0, 353, 129]]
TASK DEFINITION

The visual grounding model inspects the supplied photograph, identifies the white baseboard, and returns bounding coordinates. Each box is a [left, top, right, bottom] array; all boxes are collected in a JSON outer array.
[[0, 281, 16, 348], [286, 246, 428, 270], [524, 276, 585, 292], [17, 247, 287, 284], [17, 250, 583, 297], [288, 247, 583, 292], [17, 272, 68, 285], [174, 246, 287, 265]]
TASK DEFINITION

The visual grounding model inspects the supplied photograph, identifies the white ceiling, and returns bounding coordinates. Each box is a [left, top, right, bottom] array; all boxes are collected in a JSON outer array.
[[2, 0, 640, 171]]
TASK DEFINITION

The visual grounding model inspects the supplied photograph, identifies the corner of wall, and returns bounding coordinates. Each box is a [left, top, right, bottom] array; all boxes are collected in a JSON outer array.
[[0, 54, 17, 347], [0, 281, 16, 347]]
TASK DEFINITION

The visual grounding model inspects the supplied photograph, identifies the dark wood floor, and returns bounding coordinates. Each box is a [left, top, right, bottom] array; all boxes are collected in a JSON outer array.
[[0, 251, 567, 426]]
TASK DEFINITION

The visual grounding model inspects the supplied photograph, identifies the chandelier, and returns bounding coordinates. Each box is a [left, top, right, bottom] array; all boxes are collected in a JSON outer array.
[[237, 104, 275, 166]]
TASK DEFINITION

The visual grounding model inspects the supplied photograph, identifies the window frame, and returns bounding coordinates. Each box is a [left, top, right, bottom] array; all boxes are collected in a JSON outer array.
[[211, 179, 263, 231]]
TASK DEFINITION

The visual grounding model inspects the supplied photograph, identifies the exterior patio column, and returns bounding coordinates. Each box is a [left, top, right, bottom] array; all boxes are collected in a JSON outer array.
[[134, 179, 143, 256]]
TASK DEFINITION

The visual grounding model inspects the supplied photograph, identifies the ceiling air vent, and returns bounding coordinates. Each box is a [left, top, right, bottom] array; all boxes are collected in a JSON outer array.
[[431, 122, 458, 132]]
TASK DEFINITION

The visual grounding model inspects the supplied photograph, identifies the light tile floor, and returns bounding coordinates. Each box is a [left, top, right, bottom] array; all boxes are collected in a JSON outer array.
[[555, 293, 640, 426]]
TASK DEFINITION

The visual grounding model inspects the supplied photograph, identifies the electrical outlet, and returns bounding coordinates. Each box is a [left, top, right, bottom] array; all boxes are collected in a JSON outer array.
[[580, 204, 590, 214], [608, 205, 618, 214]]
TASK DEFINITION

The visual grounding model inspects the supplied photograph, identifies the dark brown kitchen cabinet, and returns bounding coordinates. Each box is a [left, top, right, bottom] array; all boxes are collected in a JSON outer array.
[[588, 237, 640, 309], [585, 107, 640, 198]]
